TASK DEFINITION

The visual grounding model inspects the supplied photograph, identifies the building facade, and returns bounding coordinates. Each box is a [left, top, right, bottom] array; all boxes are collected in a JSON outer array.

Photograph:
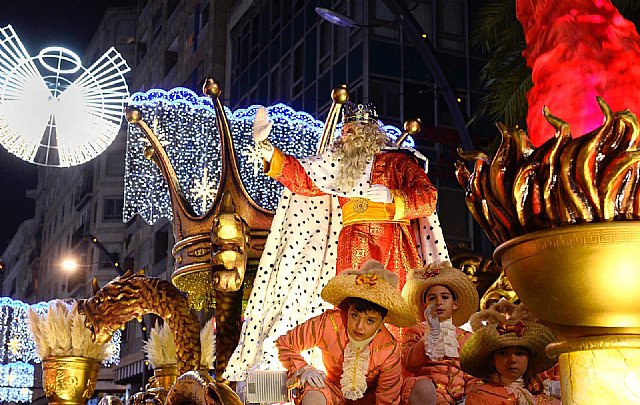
[[227, 0, 490, 252]]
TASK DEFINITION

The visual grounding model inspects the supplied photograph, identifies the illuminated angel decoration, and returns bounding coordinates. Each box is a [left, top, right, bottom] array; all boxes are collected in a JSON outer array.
[[0, 25, 130, 167]]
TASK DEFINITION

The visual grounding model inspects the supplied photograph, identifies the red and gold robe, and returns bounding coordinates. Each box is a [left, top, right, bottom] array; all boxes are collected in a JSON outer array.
[[277, 308, 403, 405], [267, 148, 437, 289]]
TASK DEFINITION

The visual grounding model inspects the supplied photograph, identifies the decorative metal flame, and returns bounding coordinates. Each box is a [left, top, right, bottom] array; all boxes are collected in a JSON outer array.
[[456, 97, 640, 246]]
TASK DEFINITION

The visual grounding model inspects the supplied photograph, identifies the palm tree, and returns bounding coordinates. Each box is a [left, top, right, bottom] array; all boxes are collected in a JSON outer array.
[[470, 0, 640, 129]]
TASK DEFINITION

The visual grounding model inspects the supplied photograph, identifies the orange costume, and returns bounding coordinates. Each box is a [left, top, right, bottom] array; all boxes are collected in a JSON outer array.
[[465, 382, 561, 405], [277, 308, 403, 405], [267, 148, 438, 288], [401, 323, 478, 404]]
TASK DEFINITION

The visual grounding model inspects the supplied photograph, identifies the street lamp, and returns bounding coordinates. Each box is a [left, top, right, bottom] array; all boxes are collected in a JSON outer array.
[[315, 2, 474, 151], [60, 257, 82, 273]]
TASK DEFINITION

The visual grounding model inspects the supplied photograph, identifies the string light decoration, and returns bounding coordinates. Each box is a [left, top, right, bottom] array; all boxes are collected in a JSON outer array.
[[0, 24, 130, 167], [125, 87, 413, 224], [0, 297, 121, 366], [0, 362, 34, 388], [0, 386, 32, 403]]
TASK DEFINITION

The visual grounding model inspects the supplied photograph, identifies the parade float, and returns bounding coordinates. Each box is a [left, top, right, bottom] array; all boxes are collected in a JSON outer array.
[[457, 0, 640, 402]]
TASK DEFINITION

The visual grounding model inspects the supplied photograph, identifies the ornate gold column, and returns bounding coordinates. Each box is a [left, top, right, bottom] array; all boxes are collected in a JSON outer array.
[[457, 100, 640, 403]]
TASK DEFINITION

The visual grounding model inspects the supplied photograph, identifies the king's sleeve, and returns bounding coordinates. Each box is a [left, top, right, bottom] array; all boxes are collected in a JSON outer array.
[[389, 155, 437, 220], [264, 147, 326, 196], [276, 310, 328, 378]]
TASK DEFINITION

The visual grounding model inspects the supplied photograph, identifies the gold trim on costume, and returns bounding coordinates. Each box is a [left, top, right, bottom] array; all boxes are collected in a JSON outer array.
[[390, 189, 405, 220], [265, 147, 286, 179]]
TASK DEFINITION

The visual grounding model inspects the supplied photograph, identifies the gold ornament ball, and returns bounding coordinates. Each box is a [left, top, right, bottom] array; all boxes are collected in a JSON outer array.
[[332, 85, 349, 104], [144, 146, 155, 160], [203, 78, 221, 97], [125, 107, 142, 124], [404, 118, 422, 134]]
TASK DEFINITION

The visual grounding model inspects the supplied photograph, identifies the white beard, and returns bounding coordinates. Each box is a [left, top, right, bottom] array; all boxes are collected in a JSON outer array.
[[332, 135, 379, 190]]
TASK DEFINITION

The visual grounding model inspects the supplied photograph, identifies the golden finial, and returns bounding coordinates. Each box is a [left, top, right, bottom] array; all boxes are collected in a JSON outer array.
[[331, 84, 349, 104], [125, 106, 142, 124], [202, 77, 221, 97]]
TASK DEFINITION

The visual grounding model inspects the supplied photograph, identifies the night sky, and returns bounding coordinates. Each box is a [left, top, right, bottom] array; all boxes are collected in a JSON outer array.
[[0, 0, 131, 251]]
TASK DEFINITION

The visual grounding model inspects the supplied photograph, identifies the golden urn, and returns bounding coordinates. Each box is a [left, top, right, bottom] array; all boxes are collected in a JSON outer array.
[[42, 356, 100, 405], [149, 364, 178, 391], [494, 222, 640, 334]]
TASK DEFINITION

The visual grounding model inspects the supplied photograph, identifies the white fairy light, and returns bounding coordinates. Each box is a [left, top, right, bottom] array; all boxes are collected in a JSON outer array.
[[243, 143, 267, 176], [0, 25, 130, 167], [124, 87, 413, 224]]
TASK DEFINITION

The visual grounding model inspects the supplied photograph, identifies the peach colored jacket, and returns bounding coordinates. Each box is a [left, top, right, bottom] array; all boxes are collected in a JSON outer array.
[[276, 309, 403, 405], [401, 323, 478, 403], [465, 383, 561, 405]]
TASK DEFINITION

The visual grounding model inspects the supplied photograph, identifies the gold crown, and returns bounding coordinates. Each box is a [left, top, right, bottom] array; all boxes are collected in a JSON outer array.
[[342, 101, 378, 124]]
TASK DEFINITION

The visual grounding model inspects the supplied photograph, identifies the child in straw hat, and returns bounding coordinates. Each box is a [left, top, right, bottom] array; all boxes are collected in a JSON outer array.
[[460, 305, 560, 405], [276, 259, 417, 404], [400, 261, 480, 405]]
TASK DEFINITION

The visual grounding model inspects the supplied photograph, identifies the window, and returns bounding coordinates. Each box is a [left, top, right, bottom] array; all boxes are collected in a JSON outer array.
[[103, 198, 124, 221], [200, 2, 210, 30], [123, 256, 135, 273], [105, 151, 124, 176], [319, 22, 333, 73], [436, 0, 464, 52], [270, 68, 280, 101], [167, 0, 179, 17], [154, 229, 169, 265], [293, 44, 304, 96], [138, 29, 149, 61], [165, 36, 179, 77], [152, 8, 163, 41], [370, 79, 401, 122], [115, 21, 136, 45]]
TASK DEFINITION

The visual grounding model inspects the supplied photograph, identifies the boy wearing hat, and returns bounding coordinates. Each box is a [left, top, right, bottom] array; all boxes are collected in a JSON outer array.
[[460, 305, 560, 404], [276, 260, 417, 404], [400, 261, 480, 404]]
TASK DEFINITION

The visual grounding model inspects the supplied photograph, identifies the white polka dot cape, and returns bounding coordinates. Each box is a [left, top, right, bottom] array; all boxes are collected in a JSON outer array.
[[223, 148, 449, 381]]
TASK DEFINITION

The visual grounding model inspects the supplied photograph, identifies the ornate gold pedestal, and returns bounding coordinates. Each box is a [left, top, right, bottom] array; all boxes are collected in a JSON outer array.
[[150, 364, 178, 391], [495, 222, 640, 404], [42, 356, 100, 405]]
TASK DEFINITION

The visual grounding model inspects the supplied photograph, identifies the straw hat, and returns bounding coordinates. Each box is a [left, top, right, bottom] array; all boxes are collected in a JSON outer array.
[[321, 259, 417, 328], [401, 261, 479, 326], [460, 308, 557, 379]]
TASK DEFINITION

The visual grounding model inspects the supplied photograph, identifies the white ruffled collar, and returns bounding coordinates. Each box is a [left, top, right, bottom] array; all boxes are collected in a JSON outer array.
[[430, 318, 459, 359], [340, 330, 378, 400], [504, 378, 536, 405]]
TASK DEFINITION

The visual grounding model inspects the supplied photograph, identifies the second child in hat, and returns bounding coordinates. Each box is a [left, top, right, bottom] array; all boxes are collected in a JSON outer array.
[[400, 261, 480, 404]]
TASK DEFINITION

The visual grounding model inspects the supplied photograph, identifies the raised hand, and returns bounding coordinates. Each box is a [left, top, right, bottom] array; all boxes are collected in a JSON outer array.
[[423, 303, 441, 356], [253, 107, 273, 142]]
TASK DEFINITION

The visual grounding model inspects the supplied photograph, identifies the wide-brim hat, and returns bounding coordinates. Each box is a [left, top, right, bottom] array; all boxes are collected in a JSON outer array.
[[321, 260, 417, 328], [402, 261, 479, 326], [459, 320, 557, 379]]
